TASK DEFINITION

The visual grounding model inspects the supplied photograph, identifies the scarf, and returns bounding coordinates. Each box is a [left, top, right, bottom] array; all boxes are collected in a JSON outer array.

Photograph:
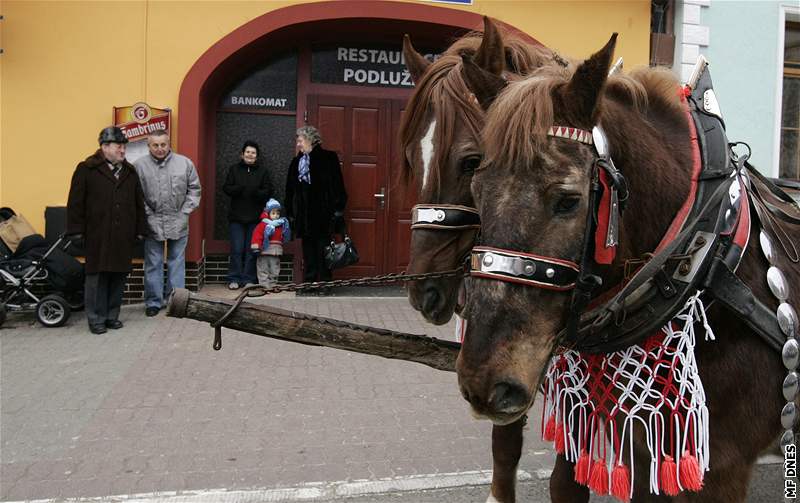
[[298, 153, 310, 184], [261, 217, 291, 243], [107, 162, 122, 179]]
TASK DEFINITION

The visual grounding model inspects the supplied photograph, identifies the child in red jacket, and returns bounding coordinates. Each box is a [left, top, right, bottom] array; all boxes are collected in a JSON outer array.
[[250, 199, 291, 288]]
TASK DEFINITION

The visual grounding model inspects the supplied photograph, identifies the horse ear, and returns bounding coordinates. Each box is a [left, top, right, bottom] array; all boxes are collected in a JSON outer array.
[[461, 54, 507, 110], [474, 16, 505, 76], [403, 34, 431, 83], [563, 33, 618, 120]]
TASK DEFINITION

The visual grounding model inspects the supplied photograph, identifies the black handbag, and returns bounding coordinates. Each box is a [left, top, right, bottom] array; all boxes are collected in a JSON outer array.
[[324, 235, 359, 270]]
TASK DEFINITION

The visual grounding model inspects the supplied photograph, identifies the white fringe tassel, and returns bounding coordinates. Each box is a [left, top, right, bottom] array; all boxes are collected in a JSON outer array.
[[542, 291, 714, 500]]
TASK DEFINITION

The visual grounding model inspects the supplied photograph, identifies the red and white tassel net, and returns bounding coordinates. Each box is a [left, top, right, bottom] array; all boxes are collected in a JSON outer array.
[[541, 292, 713, 502]]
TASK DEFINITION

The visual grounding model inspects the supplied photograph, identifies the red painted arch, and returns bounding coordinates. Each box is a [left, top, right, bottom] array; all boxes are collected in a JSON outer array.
[[178, 1, 538, 262]]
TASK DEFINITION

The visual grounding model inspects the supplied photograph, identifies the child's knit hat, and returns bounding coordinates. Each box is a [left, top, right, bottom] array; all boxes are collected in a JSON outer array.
[[265, 198, 281, 212]]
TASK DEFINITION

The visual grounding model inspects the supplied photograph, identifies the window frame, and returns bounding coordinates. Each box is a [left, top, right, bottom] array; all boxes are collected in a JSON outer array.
[[775, 9, 800, 179]]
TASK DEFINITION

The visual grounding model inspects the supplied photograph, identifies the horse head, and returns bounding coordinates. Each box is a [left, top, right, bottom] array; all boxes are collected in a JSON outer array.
[[401, 17, 557, 325], [457, 35, 619, 424]]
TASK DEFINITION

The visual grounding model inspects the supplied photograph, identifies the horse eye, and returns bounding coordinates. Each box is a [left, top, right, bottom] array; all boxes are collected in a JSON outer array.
[[554, 195, 581, 215], [460, 156, 482, 175]]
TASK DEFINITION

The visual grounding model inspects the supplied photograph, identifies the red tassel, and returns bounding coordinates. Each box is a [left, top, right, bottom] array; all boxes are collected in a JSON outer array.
[[574, 449, 591, 484], [554, 422, 566, 454], [679, 451, 704, 491], [588, 459, 609, 495], [610, 463, 631, 503], [660, 456, 680, 496], [543, 414, 556, 442]]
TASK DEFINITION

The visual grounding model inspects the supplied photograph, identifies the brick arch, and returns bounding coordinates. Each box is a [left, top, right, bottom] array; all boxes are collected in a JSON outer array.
[[178, 1, 538, 261]]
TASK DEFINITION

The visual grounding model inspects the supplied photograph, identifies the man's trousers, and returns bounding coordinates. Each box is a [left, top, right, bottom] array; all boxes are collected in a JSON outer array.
[[84, 272, 127, 329]]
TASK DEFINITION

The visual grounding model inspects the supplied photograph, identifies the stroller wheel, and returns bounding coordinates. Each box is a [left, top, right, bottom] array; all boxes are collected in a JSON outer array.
[[36, 295, 71, 328]]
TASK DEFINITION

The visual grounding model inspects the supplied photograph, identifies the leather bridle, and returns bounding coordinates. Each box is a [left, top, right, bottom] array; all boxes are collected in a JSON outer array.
[[411, 204, 480, 231], [469, 125, 629, 341], [464, 65, 793, 358]]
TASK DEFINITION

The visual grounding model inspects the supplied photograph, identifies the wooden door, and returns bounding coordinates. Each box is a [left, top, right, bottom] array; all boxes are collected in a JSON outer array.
[[386, 100, 416, 273], [307, 96, 415, 278], [308, 95, 387, 278]]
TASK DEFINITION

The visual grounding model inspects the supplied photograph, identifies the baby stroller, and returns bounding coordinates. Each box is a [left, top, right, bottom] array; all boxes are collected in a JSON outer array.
[[0, 234, 84, 328]]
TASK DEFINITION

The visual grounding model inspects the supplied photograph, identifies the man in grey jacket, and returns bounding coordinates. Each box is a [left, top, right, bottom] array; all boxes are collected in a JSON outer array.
[[134, 130, 201, 316]]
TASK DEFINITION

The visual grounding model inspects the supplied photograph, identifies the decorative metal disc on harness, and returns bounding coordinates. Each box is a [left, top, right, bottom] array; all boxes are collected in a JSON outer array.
[[762, 228, 800, 449]]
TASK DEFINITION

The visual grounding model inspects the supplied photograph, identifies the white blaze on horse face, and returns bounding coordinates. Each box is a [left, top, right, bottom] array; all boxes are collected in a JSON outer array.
[[420, 120, 437, 191]]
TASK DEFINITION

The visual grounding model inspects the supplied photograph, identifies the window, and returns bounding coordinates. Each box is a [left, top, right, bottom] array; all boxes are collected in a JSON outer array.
[[780, 22, 800, 179], [650, 0, 675, 67]]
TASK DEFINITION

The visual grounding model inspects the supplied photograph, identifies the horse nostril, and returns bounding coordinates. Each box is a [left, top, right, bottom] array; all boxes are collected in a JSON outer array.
[[490, 381, 529, 414], [459, 386, 471, 404], [422, 287, 441, 314]]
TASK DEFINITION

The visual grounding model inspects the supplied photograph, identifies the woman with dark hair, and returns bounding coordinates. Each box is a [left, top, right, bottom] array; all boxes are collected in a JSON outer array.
[[285, 126, 347, 288], [223, 140, 274, 289]]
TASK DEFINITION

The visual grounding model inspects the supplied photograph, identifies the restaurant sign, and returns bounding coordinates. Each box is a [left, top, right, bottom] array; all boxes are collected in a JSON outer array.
[[311, 45, 439, 88]]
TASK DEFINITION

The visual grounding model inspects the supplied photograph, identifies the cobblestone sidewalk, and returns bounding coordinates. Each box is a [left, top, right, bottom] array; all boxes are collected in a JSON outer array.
[[1, 289, 556, 501]]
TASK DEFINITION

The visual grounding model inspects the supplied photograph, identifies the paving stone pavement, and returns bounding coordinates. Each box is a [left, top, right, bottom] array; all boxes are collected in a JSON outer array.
[[1, 287, 557, 501]]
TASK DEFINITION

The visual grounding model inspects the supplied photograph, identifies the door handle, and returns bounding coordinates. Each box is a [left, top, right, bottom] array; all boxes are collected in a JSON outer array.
[[374, 187, 386, 209]]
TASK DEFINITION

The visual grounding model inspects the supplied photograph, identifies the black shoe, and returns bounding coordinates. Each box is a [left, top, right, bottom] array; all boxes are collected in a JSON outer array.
[[145, 307, 160, 317], [105, 320, 124, 329], [89, 325, 107, 334]]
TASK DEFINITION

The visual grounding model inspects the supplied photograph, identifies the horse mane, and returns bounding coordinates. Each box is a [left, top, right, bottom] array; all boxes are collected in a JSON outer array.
[[481, 65, 686, 172], [399, 30, 559, 197]]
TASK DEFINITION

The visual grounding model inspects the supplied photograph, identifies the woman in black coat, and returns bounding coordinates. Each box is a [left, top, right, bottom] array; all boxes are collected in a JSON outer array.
[[285, 126, 347, 284], [222, 140, 274, 289]]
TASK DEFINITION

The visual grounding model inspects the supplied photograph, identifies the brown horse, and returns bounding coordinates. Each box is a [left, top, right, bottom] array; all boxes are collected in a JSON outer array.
[[458, 33, 800, 502], [401, 18, 559, 326], [401, 19, 576, 503]]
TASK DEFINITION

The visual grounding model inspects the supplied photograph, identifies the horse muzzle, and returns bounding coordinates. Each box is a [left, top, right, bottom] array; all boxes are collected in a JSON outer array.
[[407, 277, 462, 325], [459, 376, 533, 425]]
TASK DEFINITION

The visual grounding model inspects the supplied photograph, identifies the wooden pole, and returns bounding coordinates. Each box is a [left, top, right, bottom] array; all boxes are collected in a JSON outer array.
[[167, 289, 459, 372]]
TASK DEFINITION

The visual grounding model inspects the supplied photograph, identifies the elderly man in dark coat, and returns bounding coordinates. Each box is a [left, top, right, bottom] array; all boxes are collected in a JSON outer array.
[[67, 126, 147, 334], [285, 126, 347, 287]]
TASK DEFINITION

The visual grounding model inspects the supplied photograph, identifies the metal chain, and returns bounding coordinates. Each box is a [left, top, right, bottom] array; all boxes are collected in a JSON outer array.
[[211, 267, 468, 350]]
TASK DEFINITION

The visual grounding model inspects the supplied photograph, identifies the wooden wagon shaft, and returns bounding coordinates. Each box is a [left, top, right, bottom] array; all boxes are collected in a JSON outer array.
[[167, 289, 460, 372]]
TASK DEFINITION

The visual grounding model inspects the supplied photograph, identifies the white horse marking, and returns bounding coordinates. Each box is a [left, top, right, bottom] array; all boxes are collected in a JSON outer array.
[[486, 495, 501, 503], [421, 120, 437, 191]]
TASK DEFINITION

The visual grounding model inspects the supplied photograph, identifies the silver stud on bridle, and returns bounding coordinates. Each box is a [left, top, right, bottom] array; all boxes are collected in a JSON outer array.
[[761, 229, 799, 448]]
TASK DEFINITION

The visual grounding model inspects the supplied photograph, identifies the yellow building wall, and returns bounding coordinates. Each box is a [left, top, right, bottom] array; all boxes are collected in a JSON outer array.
[[0, 0, 650, 232]]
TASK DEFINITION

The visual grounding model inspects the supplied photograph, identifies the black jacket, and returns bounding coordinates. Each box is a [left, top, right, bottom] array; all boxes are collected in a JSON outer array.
[[285, 145, 347, 238], [66, 150, 147, 273], [222, 161, 274, 224]]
